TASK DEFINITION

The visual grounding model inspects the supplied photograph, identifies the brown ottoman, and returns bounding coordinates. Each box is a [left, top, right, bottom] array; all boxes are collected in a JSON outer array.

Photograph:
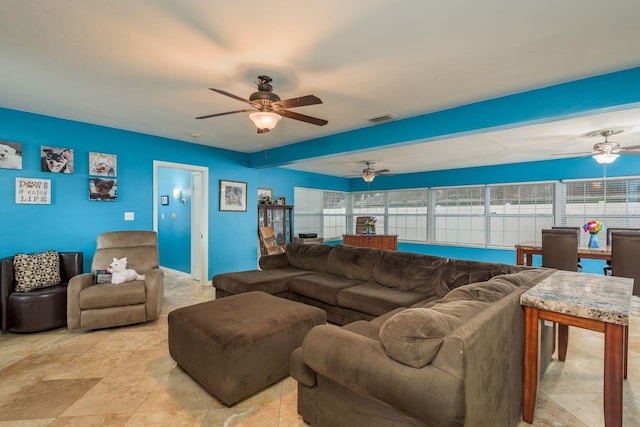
[[168, 291, 326, 406]]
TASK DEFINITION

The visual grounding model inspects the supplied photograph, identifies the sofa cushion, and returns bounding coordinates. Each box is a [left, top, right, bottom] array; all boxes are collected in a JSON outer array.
[[379, 299, 489, 368], [326, 245, 380, 281], [435, 259, 523, 297], [79, 281, 146, 309], [442, 280, 518, 303], [285, 243, 333, 273], [13, 250, 61, 292], [212, 268, 311, 295], [289, 272, 365, 305], [372, 251, 448, 292], [337, 282, 435, 317]]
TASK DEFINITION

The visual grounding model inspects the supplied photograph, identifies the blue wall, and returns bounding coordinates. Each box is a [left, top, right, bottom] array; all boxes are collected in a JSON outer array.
[[2, 67, 639, 277], [0, 107, 348, 277], [157, 167, 192, 273]]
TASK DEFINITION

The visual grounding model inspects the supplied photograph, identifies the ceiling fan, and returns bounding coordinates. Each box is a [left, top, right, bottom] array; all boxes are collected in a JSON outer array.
[[553, 129, 640, 164], [352, 161, 393, 182], [195, 76, 328, 133]]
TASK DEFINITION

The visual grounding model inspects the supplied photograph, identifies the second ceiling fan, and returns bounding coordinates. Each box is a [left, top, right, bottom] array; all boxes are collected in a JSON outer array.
[[196, 76, 328, 133], [353, 161, 393, 182], [553, 129, 640, 164]]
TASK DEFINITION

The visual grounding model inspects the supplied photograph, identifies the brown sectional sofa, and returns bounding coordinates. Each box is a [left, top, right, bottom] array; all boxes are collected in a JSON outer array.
[[211, 243, 557, 426]]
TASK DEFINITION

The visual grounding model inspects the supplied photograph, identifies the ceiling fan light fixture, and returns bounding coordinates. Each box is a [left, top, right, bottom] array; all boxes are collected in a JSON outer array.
[[593, 152, 619, 164], [249, 111, 281, 131], [362, 172, 376, 183]]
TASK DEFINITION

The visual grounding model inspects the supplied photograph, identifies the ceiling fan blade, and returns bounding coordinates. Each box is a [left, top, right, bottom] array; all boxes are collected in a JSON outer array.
[[209, 88, 252, 104], [276, 110, 328, 126], [195, 109, 255, 120], [550, 151, 593, 156], [374, 169, 390, 174], [273, 95, 322, 109], [621, 145, 640, 151]]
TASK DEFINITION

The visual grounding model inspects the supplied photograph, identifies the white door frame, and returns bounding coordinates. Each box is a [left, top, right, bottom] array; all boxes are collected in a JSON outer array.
[[153, 160, 209, 285]]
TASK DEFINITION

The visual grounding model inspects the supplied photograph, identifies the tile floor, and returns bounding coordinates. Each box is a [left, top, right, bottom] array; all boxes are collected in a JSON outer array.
[[0, 271, 638, 426]]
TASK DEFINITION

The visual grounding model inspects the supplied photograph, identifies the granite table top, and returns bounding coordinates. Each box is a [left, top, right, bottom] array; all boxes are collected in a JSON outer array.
[[520, 270, 633, 326]]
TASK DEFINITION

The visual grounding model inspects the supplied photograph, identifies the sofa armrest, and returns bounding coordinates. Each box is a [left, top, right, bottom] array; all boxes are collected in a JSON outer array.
[[59, 252, 83, 282], [1, 257, 15, 331], [259, 253, 290, 270], [301, 325, 463, 424], [143, 268, 164, 321], [291, 346, 316, 387], [66, 272, 95, 330]]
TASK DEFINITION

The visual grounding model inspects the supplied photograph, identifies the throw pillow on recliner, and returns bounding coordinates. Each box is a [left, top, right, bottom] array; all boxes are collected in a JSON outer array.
[[13, 250, 61, 292]]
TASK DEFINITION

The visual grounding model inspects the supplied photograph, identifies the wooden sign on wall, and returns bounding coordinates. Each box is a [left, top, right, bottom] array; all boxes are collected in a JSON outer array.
[[15, 177, 51, 204]]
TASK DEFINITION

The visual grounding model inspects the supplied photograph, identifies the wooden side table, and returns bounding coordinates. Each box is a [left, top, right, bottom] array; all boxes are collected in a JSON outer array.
[[520, 271, 632, 427], [342, 234, 398, 250]]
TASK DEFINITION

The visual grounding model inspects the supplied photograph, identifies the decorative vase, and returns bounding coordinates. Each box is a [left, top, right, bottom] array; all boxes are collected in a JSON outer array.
[[588, 233, 600, 249]]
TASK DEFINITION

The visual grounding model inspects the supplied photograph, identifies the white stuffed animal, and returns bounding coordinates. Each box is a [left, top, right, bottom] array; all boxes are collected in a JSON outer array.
[[107, 257, 145, 284]]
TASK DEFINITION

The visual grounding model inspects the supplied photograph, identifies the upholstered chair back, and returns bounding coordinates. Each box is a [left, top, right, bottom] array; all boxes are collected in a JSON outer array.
[[611, 230, 640, 296], [541, 228, 578, 271], [91, 231, 159, 273]]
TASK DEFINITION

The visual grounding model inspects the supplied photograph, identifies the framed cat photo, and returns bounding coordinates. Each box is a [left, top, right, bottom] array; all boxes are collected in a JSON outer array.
[[89, 177, 117, 201]]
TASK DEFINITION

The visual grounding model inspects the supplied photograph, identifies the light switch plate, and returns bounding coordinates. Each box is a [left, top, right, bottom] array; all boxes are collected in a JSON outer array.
[[124, 212, 134, 221]]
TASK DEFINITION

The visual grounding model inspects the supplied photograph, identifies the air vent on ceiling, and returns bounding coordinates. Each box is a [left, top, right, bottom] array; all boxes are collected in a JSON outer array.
[[365, 112, 397, 123]]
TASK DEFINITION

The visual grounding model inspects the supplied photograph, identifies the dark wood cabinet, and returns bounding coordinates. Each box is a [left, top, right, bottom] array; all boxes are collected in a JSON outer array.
[[342, 234, 398, 250], [258, 204, 293, 250]]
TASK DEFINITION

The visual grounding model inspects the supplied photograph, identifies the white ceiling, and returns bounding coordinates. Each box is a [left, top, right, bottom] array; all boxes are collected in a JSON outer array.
[[2, 1, 640, 178]]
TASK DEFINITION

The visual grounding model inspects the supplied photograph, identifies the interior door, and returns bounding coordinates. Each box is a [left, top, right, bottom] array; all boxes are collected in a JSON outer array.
[[191, 172, 202, 282]]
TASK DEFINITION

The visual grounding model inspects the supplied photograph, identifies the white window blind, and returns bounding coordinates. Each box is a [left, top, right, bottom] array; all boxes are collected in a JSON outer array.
[[387, 189, 428, 241], [488, 182, 555, 247], [434, 186, 485, 245]]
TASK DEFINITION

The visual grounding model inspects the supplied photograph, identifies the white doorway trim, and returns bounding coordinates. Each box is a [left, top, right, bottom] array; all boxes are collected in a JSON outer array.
[[153, 160, 209, 285]]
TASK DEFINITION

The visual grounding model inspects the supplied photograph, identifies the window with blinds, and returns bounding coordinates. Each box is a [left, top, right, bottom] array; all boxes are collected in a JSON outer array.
[[293, 176, 639, 249], [387, 189, 428, 241], [351, 192, 386, 233], [488, 182, 555, 247], [564, 177, 640, 246], [434, 186, 485, 245], [293, 188, 347, 240]]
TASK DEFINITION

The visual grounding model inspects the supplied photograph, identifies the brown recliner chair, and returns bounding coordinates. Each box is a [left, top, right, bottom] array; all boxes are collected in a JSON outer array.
[[541, 228, 579, 271], [67, 231, 164, 331], [611, 230, 640, 296], [1, 251, 83, 333]]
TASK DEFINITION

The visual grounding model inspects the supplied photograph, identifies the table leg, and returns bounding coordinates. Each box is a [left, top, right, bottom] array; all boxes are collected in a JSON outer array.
[[558, 324, 569, 361], [624, 325, 628, 380], [604, 323, 624, 427], [523, 306, 539, 423], [517, 248, 524, 266]]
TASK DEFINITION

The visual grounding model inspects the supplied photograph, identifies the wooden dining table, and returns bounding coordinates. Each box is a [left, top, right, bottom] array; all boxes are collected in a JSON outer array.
[[515, 242, 611, 266]]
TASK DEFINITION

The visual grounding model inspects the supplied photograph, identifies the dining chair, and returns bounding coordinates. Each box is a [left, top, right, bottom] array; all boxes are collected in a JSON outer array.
[[610, 230, 640, 296], [603, 227, 640, 275], [541, 228, 579, 271], [551, 226, 582, 272]]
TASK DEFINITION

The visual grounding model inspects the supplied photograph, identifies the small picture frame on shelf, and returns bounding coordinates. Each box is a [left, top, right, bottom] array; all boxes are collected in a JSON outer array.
[[277, 196, 287, 205], [258, 187, 273, 204], [160, 195, 169, 205]]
